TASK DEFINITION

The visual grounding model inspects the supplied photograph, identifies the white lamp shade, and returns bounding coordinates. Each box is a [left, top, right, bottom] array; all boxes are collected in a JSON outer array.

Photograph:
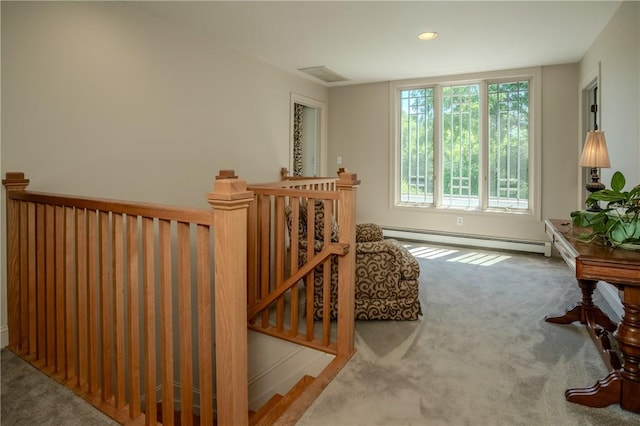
[[579, 130, 611, 168]]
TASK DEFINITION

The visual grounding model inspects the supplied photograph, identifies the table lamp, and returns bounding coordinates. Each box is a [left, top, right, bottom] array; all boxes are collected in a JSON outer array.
[[579, 130, 611, 211]]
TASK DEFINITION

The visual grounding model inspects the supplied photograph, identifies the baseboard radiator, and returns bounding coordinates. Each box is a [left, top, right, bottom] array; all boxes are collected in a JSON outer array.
[[382, 227, 551, 256]]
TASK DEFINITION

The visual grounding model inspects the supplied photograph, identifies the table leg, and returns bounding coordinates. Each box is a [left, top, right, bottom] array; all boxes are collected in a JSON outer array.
[[545, 279, 617, 332], [564, 286, 640, 414], [565, 370, 621, 408], [614, 290, 640, 413]]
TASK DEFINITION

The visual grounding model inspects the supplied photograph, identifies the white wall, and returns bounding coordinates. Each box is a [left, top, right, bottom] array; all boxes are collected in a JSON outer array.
[[580, 0, 640, 189], [579, 0, 639, 317], [328, 64, 580, 243], [0, 2, 327, 346]]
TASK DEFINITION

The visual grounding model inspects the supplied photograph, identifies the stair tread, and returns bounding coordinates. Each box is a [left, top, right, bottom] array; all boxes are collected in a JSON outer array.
[[250, 375, 315, 426]]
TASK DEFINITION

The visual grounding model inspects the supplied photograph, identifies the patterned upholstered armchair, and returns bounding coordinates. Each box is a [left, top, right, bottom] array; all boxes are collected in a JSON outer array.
[[287, 201, 421, 320]]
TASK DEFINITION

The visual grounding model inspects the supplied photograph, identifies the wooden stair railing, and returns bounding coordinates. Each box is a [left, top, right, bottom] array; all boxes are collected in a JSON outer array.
[[246, 170, 359, 358], [2, 170, 253, 426], [3, 168, 359, 426]]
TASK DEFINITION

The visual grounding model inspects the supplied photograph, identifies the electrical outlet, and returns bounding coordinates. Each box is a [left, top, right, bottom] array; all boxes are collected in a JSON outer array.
[[337, 156, 342, 165], [457, 216, 463, 226]]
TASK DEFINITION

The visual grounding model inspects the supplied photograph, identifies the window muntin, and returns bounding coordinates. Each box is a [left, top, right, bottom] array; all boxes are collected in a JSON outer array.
[[400, 88, 434, 204], [488, 80, 529, 209], [397, 75, 532, 213]]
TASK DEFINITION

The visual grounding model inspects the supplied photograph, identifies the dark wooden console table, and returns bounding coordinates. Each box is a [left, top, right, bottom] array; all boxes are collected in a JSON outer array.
[[544, 219, 640, 413]]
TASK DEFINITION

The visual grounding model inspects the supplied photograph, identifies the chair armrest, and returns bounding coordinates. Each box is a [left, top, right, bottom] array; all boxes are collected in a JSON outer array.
[[356, 239, 420, 280], [356, 223, 384, 242]]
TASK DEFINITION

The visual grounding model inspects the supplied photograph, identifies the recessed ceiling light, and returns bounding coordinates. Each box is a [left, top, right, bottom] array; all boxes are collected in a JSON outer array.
[[418, 32, 438, 41]]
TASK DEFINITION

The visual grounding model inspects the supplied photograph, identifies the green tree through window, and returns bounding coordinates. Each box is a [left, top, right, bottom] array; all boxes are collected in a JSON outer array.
[[399, 78, 530, 211], [442, 84, 480, 207]]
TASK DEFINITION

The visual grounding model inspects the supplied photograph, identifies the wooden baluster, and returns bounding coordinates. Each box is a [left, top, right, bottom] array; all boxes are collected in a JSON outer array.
[[197, 224, 214, 426], [54, 205, 65, 377], [126, 215, 141, 419], [207, 170, 253, 426], [177, 221, 193, 425], [87, 209, 99, 396], [158, 219, 174, 425], [112, 213, 126, 409], [64, 206, 75, 382], [247, 197, 258, 311], [45, 204, 56, 372], [27, 202, 37, 360], [19, 201, 29, 356], [99, 211, 112, 401], [320, 200, 331, 346], [141, 216, 156, 425], [2, 173, 30, 353], [76, 208, 88, 389], [275, 196, 285, 332], [259, 194, 271, 327], [305, 197, 315, 342], [35, 204, 46, 365], [289, 197, 300, 337], [336, 170, 360, 357]]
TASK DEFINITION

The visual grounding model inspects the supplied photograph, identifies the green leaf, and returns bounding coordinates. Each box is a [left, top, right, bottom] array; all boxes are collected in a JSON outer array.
[[628, 185, 640, 201], [611, 171, 626, 192], [588, 190, 626, 203]]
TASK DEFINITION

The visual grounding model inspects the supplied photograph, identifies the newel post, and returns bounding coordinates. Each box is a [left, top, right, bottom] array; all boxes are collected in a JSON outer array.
[[2, 172, 30, 351], [336, 170, 360, 358], [207, 170, 253, 426]]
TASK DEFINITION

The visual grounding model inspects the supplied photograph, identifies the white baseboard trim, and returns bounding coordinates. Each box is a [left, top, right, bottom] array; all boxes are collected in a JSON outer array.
[[1, 325, 8, 348], [247, 332, 334, 411], [383, 227, 550, 255], [597, 281, 623, 320]]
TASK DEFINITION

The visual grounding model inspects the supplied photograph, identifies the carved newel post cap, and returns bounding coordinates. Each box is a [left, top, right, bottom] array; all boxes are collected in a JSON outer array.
[[4, 172, 25, 180], [2, 172, 30, 189], [337, 169, 361, 187], [208, 169, 253, 204], [216, 170, 238, 180]]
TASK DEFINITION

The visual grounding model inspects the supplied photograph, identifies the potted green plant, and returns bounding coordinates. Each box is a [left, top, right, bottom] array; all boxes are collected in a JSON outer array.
[[571, 171, 640, 248]]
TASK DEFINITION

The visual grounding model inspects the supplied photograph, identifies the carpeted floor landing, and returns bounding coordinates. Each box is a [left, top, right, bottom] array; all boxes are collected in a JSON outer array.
[[1, 349, 118, 425], [298, 243, 640, 425]]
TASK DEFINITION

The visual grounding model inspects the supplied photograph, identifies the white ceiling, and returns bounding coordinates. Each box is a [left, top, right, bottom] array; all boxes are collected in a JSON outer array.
[[132, 1, 622, 86]]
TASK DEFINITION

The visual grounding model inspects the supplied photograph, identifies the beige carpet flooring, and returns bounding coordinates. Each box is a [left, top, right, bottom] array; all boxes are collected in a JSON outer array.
[[298, 243, 640, 425], [1, 349, 118, 425]]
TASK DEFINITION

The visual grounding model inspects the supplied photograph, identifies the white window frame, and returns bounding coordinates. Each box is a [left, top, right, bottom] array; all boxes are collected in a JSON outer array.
[[389, 67, 542, 221]]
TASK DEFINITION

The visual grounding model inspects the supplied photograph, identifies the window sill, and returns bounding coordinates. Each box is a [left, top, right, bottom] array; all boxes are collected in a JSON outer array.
[[393, 202, 534, 217]]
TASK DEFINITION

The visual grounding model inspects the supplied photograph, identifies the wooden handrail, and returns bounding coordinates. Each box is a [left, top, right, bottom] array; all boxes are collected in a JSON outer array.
[[247, 242, 349, 320], [247, 184, 339, 196], [8, 190, 215, 224]]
